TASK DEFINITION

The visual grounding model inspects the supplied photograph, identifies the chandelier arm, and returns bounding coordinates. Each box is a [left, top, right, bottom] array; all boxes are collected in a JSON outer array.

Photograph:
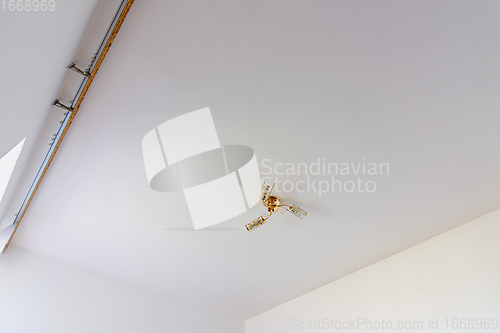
[[278, 204, 292, 209], [277, 204, 291, 214], [262, 211, 273, 221]]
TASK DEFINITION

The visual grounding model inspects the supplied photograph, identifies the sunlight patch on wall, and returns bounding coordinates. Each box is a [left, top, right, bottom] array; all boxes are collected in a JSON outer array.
[[0, 138, 26, 204]]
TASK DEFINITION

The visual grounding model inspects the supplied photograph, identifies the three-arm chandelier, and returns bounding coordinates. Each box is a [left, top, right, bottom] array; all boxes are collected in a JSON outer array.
[[245, 182, 307, 232]]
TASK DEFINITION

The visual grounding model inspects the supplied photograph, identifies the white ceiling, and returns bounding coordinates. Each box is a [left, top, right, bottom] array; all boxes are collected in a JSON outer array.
[[3, 0, 500, 320]]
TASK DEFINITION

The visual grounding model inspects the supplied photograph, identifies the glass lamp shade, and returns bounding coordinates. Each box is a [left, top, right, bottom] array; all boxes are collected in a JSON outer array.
[[259, 182, 275, 201], [288, 204, 307, 219], [245, 216, 266, 232]]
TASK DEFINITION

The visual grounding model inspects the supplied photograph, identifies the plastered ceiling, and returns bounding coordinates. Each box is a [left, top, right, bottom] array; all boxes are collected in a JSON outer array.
[[3, 0, 500, 320]]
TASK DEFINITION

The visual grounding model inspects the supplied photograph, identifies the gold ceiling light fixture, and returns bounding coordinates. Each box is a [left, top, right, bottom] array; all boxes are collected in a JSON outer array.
[[245, 182, 307, 232]]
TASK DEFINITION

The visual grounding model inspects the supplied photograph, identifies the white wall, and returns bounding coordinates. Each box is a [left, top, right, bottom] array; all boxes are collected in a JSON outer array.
[[0, 246, 243, 333], [246, 209, 500, 333]]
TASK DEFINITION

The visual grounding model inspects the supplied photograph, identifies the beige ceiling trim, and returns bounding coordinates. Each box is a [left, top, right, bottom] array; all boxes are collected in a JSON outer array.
[[4, 0, 135, 252]]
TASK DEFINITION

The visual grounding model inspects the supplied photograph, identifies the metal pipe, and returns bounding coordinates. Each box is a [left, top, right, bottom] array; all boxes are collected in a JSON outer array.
[[3, 0, 135, 252]]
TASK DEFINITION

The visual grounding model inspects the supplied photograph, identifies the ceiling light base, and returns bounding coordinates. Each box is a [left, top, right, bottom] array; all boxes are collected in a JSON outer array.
[[264, 196, 281, 212]]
